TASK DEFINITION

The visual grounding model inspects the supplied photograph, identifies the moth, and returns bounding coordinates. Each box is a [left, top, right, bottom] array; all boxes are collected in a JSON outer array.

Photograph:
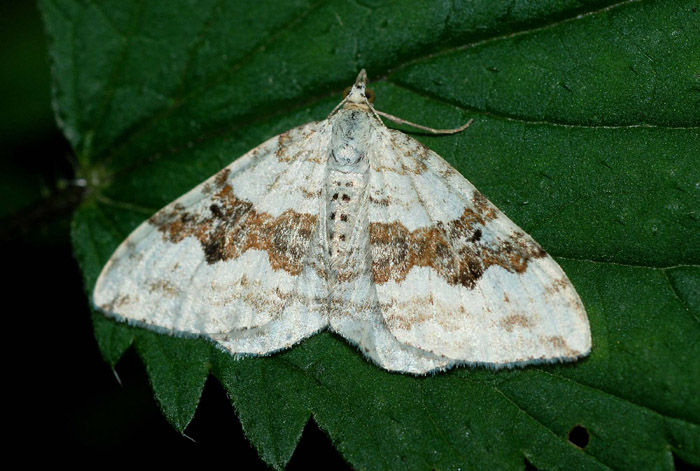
[[94, 70, 591, 374]]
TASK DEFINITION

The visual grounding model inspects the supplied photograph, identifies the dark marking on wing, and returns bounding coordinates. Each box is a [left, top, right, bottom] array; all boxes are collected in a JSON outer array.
[[149, 184, 317, 275], [369, 193, 546, 288]]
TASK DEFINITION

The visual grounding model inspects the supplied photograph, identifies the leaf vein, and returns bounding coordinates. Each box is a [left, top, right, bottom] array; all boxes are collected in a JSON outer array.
[[84, 0, 146, 160], [389, 0, 644, 76], [535, 369, 700, 427], [98, 0, 328, 168], [491, 384, 614, 470], [273, 355, 392, 470], [418, 381, 470, 465], [661, 269, 700, 324], [386, 80, 700, 130]]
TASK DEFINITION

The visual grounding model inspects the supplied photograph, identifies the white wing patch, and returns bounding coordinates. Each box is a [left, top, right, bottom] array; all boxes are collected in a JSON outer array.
[[94, 70, 591, 374], [94, 121, 331, 354], [367, 128, 590, 366]]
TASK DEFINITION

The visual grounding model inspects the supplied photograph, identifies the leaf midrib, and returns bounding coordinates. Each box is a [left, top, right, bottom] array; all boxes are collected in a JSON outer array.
[[84, 0, 645, 170], [390, 81, 700, 130], [534, 368, 700, 427], [88, 0, 329, 168]]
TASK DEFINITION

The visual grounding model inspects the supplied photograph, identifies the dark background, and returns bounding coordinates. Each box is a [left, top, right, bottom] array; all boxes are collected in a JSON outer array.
[[2, 2, 349, 467]]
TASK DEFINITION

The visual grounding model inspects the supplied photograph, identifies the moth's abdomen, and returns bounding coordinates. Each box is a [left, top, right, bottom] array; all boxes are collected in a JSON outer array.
[[326, 170, 365, 261]]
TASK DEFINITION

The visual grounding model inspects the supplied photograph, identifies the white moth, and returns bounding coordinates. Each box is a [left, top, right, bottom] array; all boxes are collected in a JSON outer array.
[[94, 70, 591, 374]]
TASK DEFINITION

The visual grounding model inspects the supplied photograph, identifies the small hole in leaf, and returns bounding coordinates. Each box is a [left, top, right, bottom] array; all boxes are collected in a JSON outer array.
[[568, 425, 590, 448]]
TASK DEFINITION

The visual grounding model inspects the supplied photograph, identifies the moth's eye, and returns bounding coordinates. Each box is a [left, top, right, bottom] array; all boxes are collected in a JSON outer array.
[[343, 86, 352, 98]]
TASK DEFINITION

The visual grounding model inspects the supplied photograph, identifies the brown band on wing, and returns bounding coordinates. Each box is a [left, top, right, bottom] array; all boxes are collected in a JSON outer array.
[[149, 183, 317, 276], [370, 196, 546, 288]]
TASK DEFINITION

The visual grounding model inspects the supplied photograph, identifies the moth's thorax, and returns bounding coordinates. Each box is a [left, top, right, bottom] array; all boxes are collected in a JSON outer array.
[[329, 107, 374, 172]]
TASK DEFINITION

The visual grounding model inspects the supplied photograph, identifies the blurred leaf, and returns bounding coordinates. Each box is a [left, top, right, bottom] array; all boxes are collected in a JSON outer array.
[[0, 2, 77, 243], [42, 0, 699, 469], [0, 2, 55, 144]]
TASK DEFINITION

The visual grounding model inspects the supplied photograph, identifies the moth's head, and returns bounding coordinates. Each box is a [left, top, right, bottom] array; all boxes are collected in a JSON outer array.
[[343, 69, 376, 106]]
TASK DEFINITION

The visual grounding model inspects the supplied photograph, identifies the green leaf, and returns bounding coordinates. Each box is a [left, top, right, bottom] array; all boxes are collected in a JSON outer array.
[[42, 0, 699, 469]]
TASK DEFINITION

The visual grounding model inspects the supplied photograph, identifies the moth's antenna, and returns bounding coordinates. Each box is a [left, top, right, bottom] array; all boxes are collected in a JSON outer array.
[[375, 109, 473, 135], [328, 95, 349, 117], [333, 70, 472, 134]]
